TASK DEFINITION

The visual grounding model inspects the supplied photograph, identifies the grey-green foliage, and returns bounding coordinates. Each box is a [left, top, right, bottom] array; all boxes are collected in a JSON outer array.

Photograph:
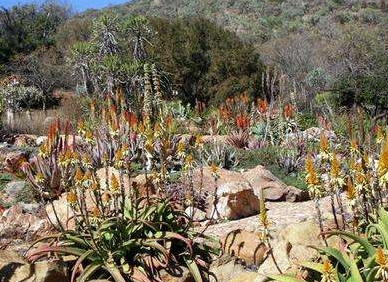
[[0, 85, 44, 111], [203, 142, 237, 169]]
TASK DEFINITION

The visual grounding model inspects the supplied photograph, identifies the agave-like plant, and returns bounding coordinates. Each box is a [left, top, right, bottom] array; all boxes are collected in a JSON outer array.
[[27, 196, 219, 282], [266, 207, 388, 282]]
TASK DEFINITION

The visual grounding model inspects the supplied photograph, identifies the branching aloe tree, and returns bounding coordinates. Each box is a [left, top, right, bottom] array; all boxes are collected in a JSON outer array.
[[69, 13, 168, 120]]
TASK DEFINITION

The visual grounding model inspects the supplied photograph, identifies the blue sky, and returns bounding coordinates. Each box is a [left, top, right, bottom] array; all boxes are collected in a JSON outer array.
[[1, 0, 132, 12]]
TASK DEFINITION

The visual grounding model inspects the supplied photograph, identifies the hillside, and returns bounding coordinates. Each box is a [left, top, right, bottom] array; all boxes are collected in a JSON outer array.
[[108, 0, 386, 42]]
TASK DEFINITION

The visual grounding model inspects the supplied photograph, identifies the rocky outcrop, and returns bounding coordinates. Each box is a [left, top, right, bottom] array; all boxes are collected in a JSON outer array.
[[211, 182, 260, 220], [286, 127, 337, 143], [221, 229, 268, 265], [192, 165, 308, 220], [0, 204, 49, 244], [202, 195, 344, 281], [0, 250, 68, 282]]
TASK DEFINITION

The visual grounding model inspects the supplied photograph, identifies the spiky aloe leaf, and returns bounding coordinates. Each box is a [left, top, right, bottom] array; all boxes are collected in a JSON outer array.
[[325, 231, 376, 257], [71, 249, 95, 282], [378, 207, 388, 231], [367, 223, 388, 249], [102, 265, 126, 282], [266, 274, 307, 282], [349, 257, 364, 282], [298, 261, 340, 282], [77, 262, 101, 282], [309, 246, 350, 271], [27, 246, 87, 262], [164, 231, 193, 255], [184, 258, 203, 282]]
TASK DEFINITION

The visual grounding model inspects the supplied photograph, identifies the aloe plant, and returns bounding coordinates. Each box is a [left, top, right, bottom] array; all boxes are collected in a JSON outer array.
[[27, 196, 219, 282]]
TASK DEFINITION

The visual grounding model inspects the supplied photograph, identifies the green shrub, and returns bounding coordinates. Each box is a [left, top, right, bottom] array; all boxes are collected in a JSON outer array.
[[359, 8, 382, 24], [235, 147, 281, 169], [297, 112, 318, 131]]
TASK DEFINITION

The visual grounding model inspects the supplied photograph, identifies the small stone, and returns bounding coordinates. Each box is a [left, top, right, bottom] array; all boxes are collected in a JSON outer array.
[[5, 181, 27, 198], [185, 207, 207, 221]]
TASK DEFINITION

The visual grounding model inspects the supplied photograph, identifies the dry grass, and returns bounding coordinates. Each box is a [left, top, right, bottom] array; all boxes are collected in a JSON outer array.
[[2, 94, 88, 136]]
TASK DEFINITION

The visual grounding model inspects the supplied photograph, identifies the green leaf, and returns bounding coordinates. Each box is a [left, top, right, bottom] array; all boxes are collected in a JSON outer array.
[[349, 257, 364, 282], [71, 249, 95, 282], [77, 262, 101, 282], [103, 265, 126, 282], [326, 231, 376, 257], [184, 258, 203, 282], [310, 246, 350, 271], [266, 274, 307, 282]]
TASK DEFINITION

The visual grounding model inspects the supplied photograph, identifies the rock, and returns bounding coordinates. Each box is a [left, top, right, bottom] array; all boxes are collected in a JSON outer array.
[[3, 150, 28, 175], [221, 229, 268, 265], [202, 135, 228, 145], [96, 167, 155, 197], [13, 134, 37, 147], [0, 250, 31, 282], [185, 207, 206, 221], [33, 260, 69, 282], [229, 272, 260, 282], [36, 136, 48, 146], [286, 127, 337, 143], [193, 165, 308, 204], [192, 165, 308, 220], [5, 180, 27, 198], [45, 194, 74, 229], [201, 196, 345, 280], [0, 250, 68, 282], [211, 182, 260, 220], [0, 204, 49, 242], [20, 202, 40, 214], [209, 256, 258, 282]]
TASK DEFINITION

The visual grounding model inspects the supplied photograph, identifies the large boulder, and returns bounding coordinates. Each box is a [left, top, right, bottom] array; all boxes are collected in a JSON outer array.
[[45, 194, 74, 229], [0, 204, 49, 243], [192, 165, 308, 220], [221, 229, 268, 265], [210, 182, 260, 220], [193, 165, 307, 203]]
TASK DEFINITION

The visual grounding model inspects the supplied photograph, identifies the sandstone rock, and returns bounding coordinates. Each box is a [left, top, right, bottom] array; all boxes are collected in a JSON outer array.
[[193, 165, 308, 204], [209, 256, 258, 282], [5, 180, 27, 198], [192, 165, 308, 220], [0, 204, 48, 242], [211, 182, 260, 220], [20, 202, 40, 214], [185, 207, 206, 221], [3, 150, 28, 175], [96, 167, 155, 197], [45, 194, 74, 229], [36, 136, 48, 146], [13, 134, 37, 147], [221, 229, 268, 265], [202, 135, 228, 145], [0, 250, 68, 282], [0, 250, 31, 282]]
